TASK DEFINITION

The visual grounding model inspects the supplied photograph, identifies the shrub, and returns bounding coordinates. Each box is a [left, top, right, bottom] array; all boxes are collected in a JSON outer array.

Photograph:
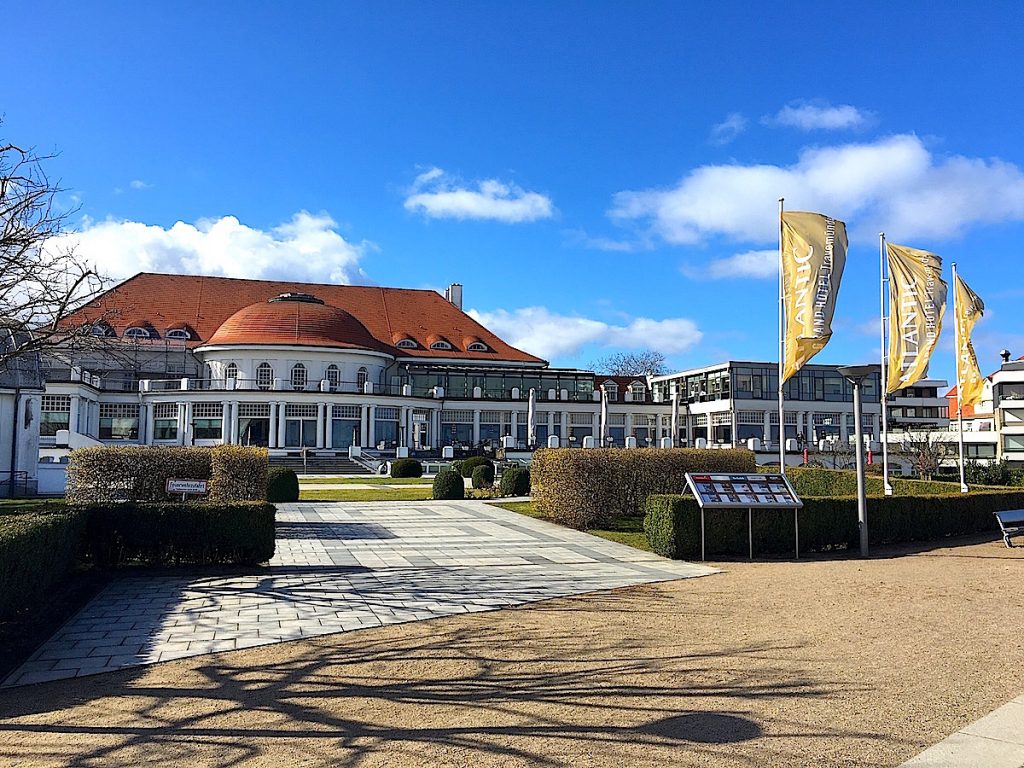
[[771, 467, 971, 497], [644, 489, 1024, 559], [471, 464, 495, 489], [209, 446, 269, 501], [81, 501, 276, 567], [266, 467, 300, 502], [500, 466, 531, 497], [390, 458, 424, 478], [450, 460, 464, 476], [0, 506, 86, 618], [531, 448, 755, 529], [433, 469, 465, 500], [67, 446, 213, 503], [460, 456, 493, 478]]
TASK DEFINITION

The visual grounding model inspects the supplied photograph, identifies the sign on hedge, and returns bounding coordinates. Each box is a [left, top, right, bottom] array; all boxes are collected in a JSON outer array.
[[166, 478, 209, 495]]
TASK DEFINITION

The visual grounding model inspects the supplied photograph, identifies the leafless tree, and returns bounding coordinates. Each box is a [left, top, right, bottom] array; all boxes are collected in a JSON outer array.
[[590, 349, 668, 376], [896, 430, 956, 480], [1, 133, 107, 372]]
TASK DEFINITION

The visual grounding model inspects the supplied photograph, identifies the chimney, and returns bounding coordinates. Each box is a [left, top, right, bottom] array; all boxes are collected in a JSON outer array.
[[444, 283, 463, 310], [1001, 349, 1012, 363]]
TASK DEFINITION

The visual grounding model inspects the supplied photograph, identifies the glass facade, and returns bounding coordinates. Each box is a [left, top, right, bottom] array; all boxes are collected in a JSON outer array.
[[655, 363, 880, 405], [406, 367, 594, 401]]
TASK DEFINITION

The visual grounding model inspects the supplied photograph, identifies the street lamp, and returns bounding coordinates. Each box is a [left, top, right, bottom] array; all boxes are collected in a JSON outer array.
[[837, 365, 877, 557]]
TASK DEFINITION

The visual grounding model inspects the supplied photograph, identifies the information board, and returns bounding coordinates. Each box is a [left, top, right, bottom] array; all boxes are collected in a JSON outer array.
[[685, 473, 802, 509], [166, 478, 208, 495]]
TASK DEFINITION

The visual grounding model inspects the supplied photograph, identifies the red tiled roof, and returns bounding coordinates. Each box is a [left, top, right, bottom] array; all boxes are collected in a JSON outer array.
[[62, 272, 546, 364]]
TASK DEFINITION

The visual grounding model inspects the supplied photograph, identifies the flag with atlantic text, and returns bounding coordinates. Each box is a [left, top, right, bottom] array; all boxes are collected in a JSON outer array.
[[781, 211, 848, 382], [954, 273, 986, 408], [886, 243, 947, 393]]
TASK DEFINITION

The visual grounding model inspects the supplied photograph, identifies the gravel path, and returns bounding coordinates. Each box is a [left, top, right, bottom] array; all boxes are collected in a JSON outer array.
[[1, 535, 1022, 767]]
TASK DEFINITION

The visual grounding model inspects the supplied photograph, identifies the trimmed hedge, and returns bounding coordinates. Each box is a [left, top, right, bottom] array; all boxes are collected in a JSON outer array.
[[391, 458, 424, 478], [471, 464, 495, 489], [0, 506, 86, 618], [210, 446, 269, 501], [266, 467, 300, 502], [767, 467, 964, 498], [460, 456, 493, 478], [531, 448, 756, 529], [500, 466, 531, 497], [645, 489, 1024, 559], [433, 469, 465, 500], [67, 445, 268, 503], [82, 502, 276, 566]]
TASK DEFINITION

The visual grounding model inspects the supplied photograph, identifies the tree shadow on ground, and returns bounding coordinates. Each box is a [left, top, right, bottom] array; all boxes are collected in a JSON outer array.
[[0, 594, 895, 768]]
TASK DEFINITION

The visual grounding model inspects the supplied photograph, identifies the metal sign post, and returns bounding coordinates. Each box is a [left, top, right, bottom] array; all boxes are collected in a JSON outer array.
[[685, 472, 804, 561]]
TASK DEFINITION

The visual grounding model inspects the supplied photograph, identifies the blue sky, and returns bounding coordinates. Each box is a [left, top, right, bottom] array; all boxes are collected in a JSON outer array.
[[6, 1, 1024, 381]]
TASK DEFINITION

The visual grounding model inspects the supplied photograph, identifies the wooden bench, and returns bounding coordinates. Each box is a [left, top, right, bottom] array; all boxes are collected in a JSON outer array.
[[994, 510, 1024, 548]]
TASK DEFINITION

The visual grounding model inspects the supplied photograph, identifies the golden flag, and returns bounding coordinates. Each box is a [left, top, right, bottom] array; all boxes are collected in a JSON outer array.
[[954, 273, 985, 408], [781, 211, 848, 381], [886, 243, 947, 393]]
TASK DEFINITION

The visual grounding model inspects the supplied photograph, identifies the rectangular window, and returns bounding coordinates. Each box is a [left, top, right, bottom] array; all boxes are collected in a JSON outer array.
[[99, 403, 140, 441], [154, 418, 178, 440], [192, 418, 223, 440], [40, 395, 72, 436]]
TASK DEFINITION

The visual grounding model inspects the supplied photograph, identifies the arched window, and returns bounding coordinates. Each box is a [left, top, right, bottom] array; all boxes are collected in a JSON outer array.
[[124, 327, 150, 340], [629, 381, 646, 402], [90, 323, 114, 338], [396, 339, 417, 350], [256, 362, 273, 391], [603, 381, 619, 402], [357, 367, 369, 391], [166, 328, 191, 341], [467, 342, 488, 352], [430, 340, 452, 351], [326, 364, 340, 389], [225, 363, 238, 381], [291, 363, 308, 390]]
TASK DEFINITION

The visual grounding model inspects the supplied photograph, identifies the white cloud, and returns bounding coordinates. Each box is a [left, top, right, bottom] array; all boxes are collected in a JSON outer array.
[[765, 101, 873, 131], [404, 167, 554, 223], [468, 306, 703, 360], [129, 179, 152, 190], [609, 134, 1024, 245], [709, 112, 747, 145], [55, 211, 371, 284], [685, 249, 778, 280]]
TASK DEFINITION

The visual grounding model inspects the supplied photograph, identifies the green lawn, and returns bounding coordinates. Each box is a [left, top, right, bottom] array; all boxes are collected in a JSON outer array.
[[490, 501, 652, 552], [300, 487, 434, 502], [0, 498, 64, 513], [298, 476, 435, 485]]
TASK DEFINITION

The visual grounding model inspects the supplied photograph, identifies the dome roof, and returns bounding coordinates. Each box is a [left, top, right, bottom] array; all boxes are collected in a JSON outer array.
[[205, 293, 385, 352]]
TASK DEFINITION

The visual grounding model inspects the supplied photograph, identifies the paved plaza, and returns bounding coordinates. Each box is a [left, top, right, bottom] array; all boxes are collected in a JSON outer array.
[[3, 500, 714, 687]]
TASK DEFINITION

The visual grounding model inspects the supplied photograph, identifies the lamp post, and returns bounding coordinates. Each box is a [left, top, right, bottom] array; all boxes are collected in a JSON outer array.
[[837, 365, 877, 557]]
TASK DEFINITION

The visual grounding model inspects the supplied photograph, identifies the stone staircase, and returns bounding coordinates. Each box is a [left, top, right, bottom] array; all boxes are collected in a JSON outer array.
[[269, 455, 376, 475]]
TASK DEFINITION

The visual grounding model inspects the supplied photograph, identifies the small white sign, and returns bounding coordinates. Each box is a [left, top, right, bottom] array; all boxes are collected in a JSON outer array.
[[166, 478, 208, 495]]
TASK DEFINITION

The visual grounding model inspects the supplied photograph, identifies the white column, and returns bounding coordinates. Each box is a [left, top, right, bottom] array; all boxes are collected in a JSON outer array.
[[806, 411, 815, 443], [625, 412, 633, 439], [591, 411, 600, 442], [221, 402, 232, 444], [325, 403, 334, 449], [230, 401, 240, 444], [315, 402, 326, 448], [277, 401, 288, 448], [560, 411, 569, 441], [268, 403, 278, 449], [360, 404, 370, 447], [472, 409, 481, 445], [510, 410, 518, 441], [367, 405, 376, 448], [69, 395, 81, 434], [431, 408, 441, 448], [140, 403, 151, 445], [763, 411, 772, 446], [177, 402, 186, 445], [183, 401, 194, 446]]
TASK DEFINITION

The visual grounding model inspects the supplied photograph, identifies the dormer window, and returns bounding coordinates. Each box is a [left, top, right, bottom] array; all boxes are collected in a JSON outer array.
[[467, 342, 488, 352], [430, 340, 453, 351], [166, 328, 191, 341], [629, 382, 646, 401], [124, 327, 151, 340], [603, 381, 619, 402], [89, 323, 114, 338], [396, 339, 417, 350]]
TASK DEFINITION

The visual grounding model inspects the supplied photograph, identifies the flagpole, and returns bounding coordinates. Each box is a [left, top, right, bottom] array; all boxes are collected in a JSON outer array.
[[778, 197, 786, 474], [879, 233, 893, 495], [952, 262, 969, 493]]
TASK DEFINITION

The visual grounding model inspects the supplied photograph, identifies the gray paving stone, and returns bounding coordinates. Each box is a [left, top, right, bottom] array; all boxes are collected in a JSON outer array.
[[4, 499, 715, 687]]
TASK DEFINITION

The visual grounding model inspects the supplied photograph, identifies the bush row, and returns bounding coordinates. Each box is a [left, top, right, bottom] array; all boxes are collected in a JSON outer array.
[[772, 467, 965, 498], [644, 489, 1024, 559], [67, 445, 269, 503], [0, 506, 87, 619], [531, 448, 756, 529], [82, 502, 276, 567]]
